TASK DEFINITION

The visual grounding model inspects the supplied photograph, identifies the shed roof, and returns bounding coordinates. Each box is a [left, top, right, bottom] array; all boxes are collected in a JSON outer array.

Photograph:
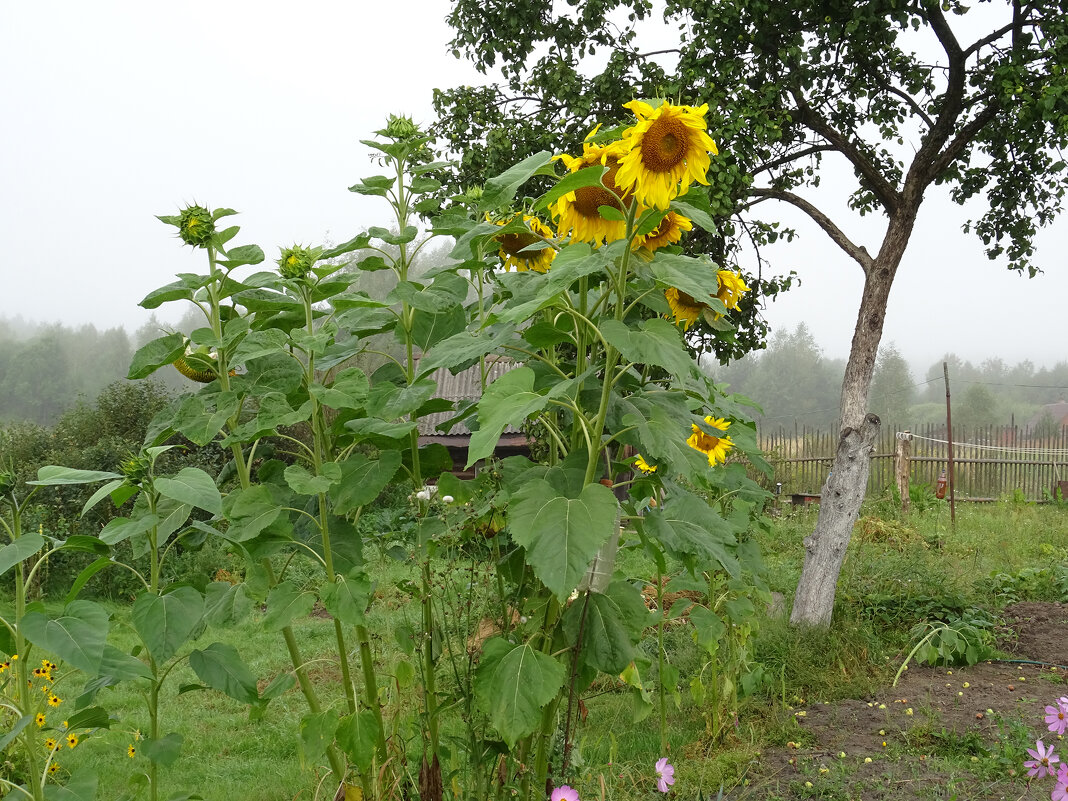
[[416, 357, 521, 438]]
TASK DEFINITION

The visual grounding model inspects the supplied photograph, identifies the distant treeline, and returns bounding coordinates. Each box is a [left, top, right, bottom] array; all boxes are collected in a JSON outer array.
[[710, 323, 1068, 430]]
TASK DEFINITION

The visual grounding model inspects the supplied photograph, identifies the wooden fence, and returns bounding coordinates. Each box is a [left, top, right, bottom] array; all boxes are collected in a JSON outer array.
[[759, 423, 1068, 502]]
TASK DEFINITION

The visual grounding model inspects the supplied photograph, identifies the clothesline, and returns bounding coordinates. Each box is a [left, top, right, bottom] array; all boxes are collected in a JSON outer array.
[[905, 433, 1068, 458]]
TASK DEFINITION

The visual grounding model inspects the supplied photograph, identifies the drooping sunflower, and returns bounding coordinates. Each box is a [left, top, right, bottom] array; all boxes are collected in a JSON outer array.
[[494, 214, 557, 273], [715, 269, 751, 311], [687, 416, 734, 466], [616, 100, 718, 210], [664, 287, 707, 331], [553, 136, 635, 245], [638, 211, 693, 252], [633, 454, 658, 474]]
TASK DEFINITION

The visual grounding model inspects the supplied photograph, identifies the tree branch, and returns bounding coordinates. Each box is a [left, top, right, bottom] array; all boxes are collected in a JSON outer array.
[[751, 144, 835, 177], [790, 92, 903, 214], [747, 188, 874, 273], [926, 103, 1000, 179]]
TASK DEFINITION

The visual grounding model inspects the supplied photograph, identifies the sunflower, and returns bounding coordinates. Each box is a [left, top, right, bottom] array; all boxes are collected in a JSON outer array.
[[664, 287, 707, 331], [494, 214, 557, 273], [128, 744, 137, 758], [48, 762, 60, 775], [44, 738, 58, 751], [616, 100, 718, 210], [47, 693, 61, 707], [553, 136, 635, 245], [633, 454, 658, 474], [687, 416, 734, 466], [66, 733, 78, 749], [715, 270, 750, 311], [36, 713, 46, 727], [638, 211, 693, 252]]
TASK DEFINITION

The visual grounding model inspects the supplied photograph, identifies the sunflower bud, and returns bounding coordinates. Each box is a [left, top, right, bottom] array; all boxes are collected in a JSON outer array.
[[120, 451, 152, 484], [176, 205, 215, 248], [381, 114, 421, 141], [277, 245, 315, 280], [0, 470, 16, 495]]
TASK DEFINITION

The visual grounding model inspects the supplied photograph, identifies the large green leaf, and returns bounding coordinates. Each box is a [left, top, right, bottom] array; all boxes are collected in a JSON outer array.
[[96, 644, 153, 681], [473, 638, 566, 747], [44, 769, 98, 801], [319, 570, 370, 626], [142, 732, 183, 766], [411, 304, 467, 352], [29, 466, 122, 486], [0, 533, 45, 578], [642, 490, 739, 574], [415, 323, 518, 375], [467, 367, 573, 468], [222, 485, 282, 542], [131, 587, 205, 663], [154, 467, 222, 516], [481, 150, 553, 209], [20, 601, 109, 674], [648, 254, 728, 313], [308, 367, 369, 411], [0, 714, 32, 752], [284, 462, 342, 496], [561, 592, 635, 674], [188, 642, 259, 704], [171, 391, 240, 446], [508, 479, 617, 601], [127, 332, 187, 380], [600, 318, 700, 379], [203, 581, 251, 628], [263, 581, 316, 631], [330, 451, 402, 515], [336, 710, 381, 773], [299, 710, 339, 768], [99, 514, 159, 546], [364, 378, 438, 420]]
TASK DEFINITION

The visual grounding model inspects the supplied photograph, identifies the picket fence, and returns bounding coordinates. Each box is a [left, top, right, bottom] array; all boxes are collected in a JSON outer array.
[[758, 423, 1068, 502]]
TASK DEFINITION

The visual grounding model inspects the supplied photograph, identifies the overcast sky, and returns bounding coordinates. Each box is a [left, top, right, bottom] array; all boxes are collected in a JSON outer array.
[[2, 1, 1065, 372]]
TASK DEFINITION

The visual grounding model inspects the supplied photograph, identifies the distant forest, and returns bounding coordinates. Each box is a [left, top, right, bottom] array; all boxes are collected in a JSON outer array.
[[710, 323, 1068, 432], [2, 313, 1065, 434]]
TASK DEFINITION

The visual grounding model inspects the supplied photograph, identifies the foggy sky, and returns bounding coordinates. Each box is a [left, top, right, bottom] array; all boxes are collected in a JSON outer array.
[[2, 1, 1065, 368]]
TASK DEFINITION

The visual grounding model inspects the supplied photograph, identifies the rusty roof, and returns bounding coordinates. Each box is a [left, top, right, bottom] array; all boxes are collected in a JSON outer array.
[[416, 356, 522, 438]]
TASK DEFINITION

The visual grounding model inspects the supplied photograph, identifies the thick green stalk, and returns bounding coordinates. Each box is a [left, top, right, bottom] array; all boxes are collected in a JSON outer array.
[[12, 502, 44, 801], [656, 566, 668, 753]]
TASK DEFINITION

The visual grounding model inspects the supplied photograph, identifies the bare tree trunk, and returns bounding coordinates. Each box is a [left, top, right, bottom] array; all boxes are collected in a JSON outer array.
[[789, 212, 915, 627], [789, 414, 880, 626]]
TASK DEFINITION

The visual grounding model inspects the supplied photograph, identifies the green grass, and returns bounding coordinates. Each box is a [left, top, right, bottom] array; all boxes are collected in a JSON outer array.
[[5, 500, 1068, 799]]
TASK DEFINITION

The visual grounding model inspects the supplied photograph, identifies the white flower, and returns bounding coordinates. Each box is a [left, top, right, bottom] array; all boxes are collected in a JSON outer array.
[[442, 495, 454, 504]]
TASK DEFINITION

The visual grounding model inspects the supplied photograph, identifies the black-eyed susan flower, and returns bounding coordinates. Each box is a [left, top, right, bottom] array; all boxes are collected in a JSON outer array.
[[553, 134, 634, 245], [128, 744, 137, 758], [35, 713, 46, 727], [687, 416, 734, 466], [66, 733, 78, 749], [47, 693, 62, 707], [616, 100, 718, 210], [0, 659, 11, 673], [637, 211, 693, 252], [494, 214, 557, 273], [44, 738, 58, 751], [633, 454, 658, 474], [48, 762, 60, 775]]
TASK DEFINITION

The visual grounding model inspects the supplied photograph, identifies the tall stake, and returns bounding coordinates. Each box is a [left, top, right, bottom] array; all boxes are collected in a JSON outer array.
[[942, 361, 956, 530]]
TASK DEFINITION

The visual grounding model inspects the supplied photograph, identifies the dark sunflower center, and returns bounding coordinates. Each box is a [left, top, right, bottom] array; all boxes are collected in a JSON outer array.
[[649, 216, 672, 239], [498, 231, 540, 258], [676, 289, 700, 307], [641, 116, 688, 172], [573, 158, 629, 217]]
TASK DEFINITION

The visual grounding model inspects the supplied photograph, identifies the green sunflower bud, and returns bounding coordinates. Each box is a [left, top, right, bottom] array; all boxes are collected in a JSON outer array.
[[277, 245, 316, 280], [120, 451, 152, 484], [0, 470, 16, 495], [177, 205, 215, 248], [381, 114, 421, 141]]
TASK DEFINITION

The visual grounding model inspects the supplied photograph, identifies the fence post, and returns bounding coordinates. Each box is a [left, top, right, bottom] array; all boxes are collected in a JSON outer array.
[[896, 430, 912, 513]]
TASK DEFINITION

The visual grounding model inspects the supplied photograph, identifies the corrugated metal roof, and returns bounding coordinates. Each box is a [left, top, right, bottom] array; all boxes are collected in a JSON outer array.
[[416, 357, 522, 437]]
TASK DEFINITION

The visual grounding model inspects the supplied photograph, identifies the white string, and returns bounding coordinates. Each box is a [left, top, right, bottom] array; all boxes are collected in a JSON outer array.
[[905, 433, 1068, 458]]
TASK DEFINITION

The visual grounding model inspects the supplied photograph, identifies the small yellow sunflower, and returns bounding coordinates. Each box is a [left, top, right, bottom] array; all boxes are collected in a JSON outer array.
[[48, 762, 60, 775], [616, 100, 718, 210], [494, 214, 557, 273], [36, 713, 46, 727], [0, 660, 9, 673], [128, 744, 137, 758], [44, 738, 58, 751], [47, 694, 62, 707], [553, 136, 635, 245], [687, 416, 734, 466], [633, 454, 658, 474], [716, 270, 750, 311], [638, 211, 693, 252], [66, 733, 78, 749]]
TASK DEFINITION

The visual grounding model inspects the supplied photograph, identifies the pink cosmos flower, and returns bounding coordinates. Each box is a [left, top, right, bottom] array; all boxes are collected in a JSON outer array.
[[1054, 764, 1068, 801], [1025, 739, 1060, 778], [550, 786, 579, 801], [655, 757, 676, 793], [1047, 701, 1068, 735]]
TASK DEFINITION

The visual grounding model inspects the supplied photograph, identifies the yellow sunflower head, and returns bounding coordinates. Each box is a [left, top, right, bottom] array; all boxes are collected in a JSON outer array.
[[494, 214, 557, 273], [36, 713, 46, 727], [633, 454, 658, 474], [66, 733, 78, 749], [638, 211, 693, 252], [686, 416, 734, 466], [715, 270, 751, 311], [616, 100, 719, 210], [665, 287, 707, 331], [552, 137, 635, 245], [44, 738, 58, 751]]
